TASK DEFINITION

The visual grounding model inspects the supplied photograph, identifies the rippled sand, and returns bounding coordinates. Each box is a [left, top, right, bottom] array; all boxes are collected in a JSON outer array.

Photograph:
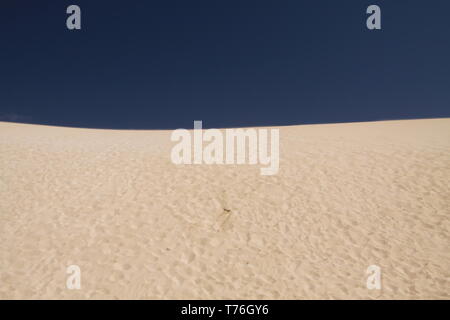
[[0, 119, 449, 299]]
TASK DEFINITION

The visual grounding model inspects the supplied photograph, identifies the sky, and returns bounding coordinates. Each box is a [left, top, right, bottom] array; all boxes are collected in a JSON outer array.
[[0, 0, 449, 129]]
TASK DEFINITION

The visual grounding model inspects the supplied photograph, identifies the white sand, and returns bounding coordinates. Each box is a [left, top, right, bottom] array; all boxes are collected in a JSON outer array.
[[0, 119, 449, 299]]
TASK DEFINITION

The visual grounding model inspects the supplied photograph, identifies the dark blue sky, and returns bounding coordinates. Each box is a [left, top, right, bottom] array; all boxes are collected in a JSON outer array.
[[1, 0, 449, 129]]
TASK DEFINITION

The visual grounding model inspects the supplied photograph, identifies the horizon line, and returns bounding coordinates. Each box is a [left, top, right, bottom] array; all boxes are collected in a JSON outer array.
[[1, 116, 449, 132]]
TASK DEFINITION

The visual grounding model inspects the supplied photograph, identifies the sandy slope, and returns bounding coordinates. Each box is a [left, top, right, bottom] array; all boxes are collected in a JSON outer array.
[[0, 119, 449, 299]]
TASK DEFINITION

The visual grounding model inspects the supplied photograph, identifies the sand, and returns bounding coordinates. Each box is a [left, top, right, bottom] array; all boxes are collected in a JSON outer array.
[[0, 118, 449, 299]]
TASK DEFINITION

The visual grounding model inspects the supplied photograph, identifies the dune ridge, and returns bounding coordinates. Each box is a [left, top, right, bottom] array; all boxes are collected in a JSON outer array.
[[0, 118, 449, 299]]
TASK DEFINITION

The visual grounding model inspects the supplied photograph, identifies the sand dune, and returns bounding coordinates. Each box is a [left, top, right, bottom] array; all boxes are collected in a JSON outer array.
[[0, 119, 449, 299]]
